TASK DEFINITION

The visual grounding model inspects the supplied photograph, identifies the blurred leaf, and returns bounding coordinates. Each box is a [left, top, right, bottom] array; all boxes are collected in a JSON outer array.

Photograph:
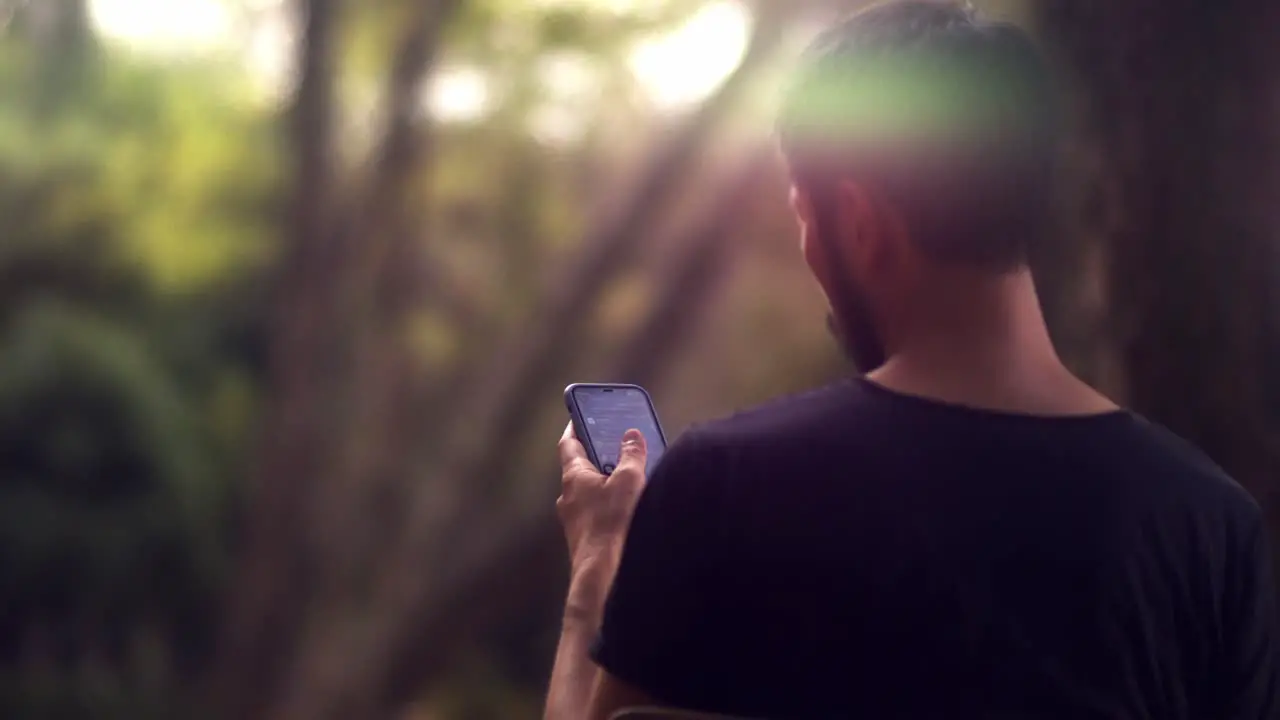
[[0, 46, 281, 293]]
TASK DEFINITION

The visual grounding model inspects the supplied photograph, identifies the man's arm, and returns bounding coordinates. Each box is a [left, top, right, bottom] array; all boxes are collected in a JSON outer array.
[[546, 425, 723, 720], [545, 549, 655, 720], [1219, 508, 1280, 719], [546, 426, 658, 720]]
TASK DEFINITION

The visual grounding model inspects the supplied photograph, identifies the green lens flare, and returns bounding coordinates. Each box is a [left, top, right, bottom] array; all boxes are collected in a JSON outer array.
[[783, 55, 1033, 146]]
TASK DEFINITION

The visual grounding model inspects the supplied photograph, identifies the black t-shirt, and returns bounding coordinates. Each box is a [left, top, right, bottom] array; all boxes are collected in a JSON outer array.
[[591, 379, 1279, 719]]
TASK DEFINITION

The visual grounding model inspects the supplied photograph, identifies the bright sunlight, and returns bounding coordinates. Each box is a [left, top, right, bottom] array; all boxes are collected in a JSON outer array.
[[88, 0, 753, 118], [630, 0, 751, 110], [90, 0, 232, 53]]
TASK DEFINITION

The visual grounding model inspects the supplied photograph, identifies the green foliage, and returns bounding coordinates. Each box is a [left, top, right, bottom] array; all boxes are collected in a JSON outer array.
[[0, 43, 281, 293], [0, 28, 276, 718], [345, 0, 701, 76], [0, 303, 220, 718]]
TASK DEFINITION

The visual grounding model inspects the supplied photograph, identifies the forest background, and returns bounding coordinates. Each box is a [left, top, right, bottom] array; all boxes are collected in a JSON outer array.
[[3, 0, 1278, 718]]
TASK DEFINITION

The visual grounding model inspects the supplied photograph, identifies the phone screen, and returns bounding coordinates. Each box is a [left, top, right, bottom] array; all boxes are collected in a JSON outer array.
[[572, 387, 665, 476]]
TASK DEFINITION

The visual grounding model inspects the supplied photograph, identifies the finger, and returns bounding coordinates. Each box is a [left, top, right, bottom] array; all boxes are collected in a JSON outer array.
[[609, 429, 648, 483], [558, 422, 589, 469]]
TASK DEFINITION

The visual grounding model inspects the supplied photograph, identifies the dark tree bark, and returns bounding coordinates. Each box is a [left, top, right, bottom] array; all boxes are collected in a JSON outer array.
[[286, 0, 468, 668], [17, 0, 90, 51], [213, 1, 344, 717], [1037, 1, 1280, 509], [222, 1, 471, 718]]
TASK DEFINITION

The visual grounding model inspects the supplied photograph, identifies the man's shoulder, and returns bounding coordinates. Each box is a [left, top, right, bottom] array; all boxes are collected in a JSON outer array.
[[686, 381, 865, 438], [676, 380, 870, 456], [1127, 416, 1264, 522]]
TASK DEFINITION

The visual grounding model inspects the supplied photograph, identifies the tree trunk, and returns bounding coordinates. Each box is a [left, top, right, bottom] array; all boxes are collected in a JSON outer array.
[[1037, 0, 1280, 508], [18, 0, 90, 51], [217, 0, 472, 715], [213, 1, 344, 717]]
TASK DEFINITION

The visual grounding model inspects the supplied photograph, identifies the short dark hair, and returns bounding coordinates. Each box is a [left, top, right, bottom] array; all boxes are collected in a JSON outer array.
[[777, 0, 1058, 270]]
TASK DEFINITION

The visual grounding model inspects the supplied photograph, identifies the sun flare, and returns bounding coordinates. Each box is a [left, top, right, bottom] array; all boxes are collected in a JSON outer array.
[[89, 0, 753, 121]]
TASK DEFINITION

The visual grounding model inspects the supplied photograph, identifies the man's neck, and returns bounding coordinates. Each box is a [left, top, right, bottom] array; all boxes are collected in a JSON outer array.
[[868, 269, 1118, 417]]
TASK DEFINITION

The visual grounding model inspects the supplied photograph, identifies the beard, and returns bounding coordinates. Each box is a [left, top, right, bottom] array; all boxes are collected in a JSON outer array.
[[826, 291, 887, 375], [808, 195, 889, 374], [816, 240, 888, 374]]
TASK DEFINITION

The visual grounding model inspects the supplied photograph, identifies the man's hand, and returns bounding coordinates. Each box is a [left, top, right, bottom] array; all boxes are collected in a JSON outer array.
[[557, 423, 648, 619], [548, 424, 664, 720]]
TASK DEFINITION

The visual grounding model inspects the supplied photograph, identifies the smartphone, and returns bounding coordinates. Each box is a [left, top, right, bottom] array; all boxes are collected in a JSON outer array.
[[564, 383, 668, 476]]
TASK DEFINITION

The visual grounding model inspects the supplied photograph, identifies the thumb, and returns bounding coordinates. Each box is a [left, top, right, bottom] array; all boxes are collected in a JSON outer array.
[[614, 429, 647, 475]]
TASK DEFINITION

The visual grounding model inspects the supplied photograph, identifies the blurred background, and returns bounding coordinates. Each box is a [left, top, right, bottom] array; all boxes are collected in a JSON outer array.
[[1, 0, 1277, 717]]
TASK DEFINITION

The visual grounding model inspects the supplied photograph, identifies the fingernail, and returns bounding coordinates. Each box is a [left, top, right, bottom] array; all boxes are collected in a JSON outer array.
[[622, 429, 643, 446]]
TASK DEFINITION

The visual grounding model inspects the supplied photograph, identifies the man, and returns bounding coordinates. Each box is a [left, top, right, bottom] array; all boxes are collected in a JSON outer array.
[[545, 1, 1279, 718]]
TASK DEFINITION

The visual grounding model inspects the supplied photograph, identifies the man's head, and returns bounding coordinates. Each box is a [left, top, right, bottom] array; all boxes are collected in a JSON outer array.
[[777, 0, 1058, 372]]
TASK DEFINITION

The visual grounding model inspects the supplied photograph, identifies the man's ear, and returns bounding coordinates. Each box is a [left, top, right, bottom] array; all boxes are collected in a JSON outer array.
[[836, 179, 907, 277], [835, 180, 880, 268], [789, 184, 816, 231], [790, 185, 833, 288]]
